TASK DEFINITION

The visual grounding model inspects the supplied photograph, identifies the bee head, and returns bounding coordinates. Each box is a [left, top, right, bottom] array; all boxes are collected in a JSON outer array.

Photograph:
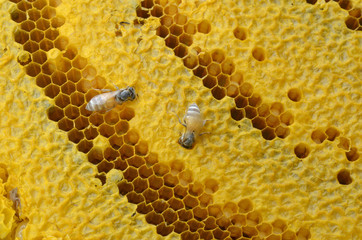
[[178, 132, 195, 149], [116, 86, 136, 102]]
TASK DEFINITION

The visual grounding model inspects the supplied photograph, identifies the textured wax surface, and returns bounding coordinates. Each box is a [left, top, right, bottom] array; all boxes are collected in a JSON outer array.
[[0, 0, 361, 240]]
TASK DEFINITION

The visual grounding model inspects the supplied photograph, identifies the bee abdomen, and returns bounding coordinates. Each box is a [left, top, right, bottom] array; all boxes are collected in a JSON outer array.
[[186, 103, 201, 117], [86, 95, 106, 111]]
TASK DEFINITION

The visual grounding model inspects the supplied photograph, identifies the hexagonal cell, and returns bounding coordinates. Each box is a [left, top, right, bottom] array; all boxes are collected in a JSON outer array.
[[202, 178, 218, 194], [252, 46, 266, 61], [156, 25, 169, 38], [160, 15, 173, 27], [178, 209, 193, 222], [187, 219, 204, 233], [170, 24, 183, 36], [57, 117, 73, 131], [183, 195, 198, 209], [54, 36, 69, 51], [165, 35, 179, 49], [282, 230, 297, 240], [28, 9, 41, 21], [211, 49, 225, 63], [81, 65, 97, 80], [174, 44, 188, 58], [173, 221, 189, 234], [339, 0, 352, 10], [82, 126, 97, 140], [230, 214, 246, 227], [217, 74, 230, 87], [44, 84, 60, 98], [345, 16, 359, 30], [61, 82, 76, 95], [294, 143, 310, 158], [88, 111, 103, 126], [33, 0, 47, 10], [216, 215, 231, 230], [233, 26, 248, 41], [76, 139, 93, 153], [41, 61, 56, 75], [143, 188, 159, 203], [200, 76, 216, 89], [36, 18, 50, 31], [337, 136, 350, 150], [230, 107, 244, 121], [191, 206, 207, 221], [31, 50, 46, 65], [145, 211, 163, 226], [24, 40, 40, 53], [39, 39, 54, 51], [266, 234, 281, 240], [243, 226, 258, 238], [67, 128, 84, 144], [123, 129, 139, 146], [51, 71, 67, 86], [251, 117, 266, 130], [349, 8, 361, 18], [114, 158, 128, 171], [69, 92, 84, 107], [74, 116, 88, 130], [122, 166, 138, 182], [212, 228, 229, 239], [325, 127, 340, 141], [238, 198, 253, 213], [266, 114, 280, 128], [177, 169, 192, 186], [211, 86, 226, 100], [257, 222, 272, 238], [113, 120, 128, 136], [226, 83, 239, 98], [207, 63, 221, 76], [126, 191, 145, 204], [118, 106, 135, 121], [188, 181, 203, 197], [47, 106, 64, 122], [228, 225, 242, 239], [20, 20, 35, 32], [44, 28, 59, 41], [272, 219, 287, 234], [158, 185, 173, 201], [127, 156, 145, 168], [98, 124, 115, 138], [65, 70, 81, 84], [296, 227, 311, 240], [147, 175, 163, 190], [51, 15, 65, 28], [193, 66, 207, 78], [36, 74, 51, 88], [245, 106, 257, 119], [164, 4, 177, 15], [54, 93, 70, 108], [25, 62, 41, 77], [262, 127, 276, 140], [311, 129, 327, 144], [136, 202, 152, 214], [174, 185, 187, 199], [150, 5, 163, 17], [14, 29, 29, 44], [246, 210, 262, 226], [10, 9, 26, 23], [136, 5, 150, 18], [182, 53, 198, 69], [197, 20, 211, 34], [72, 55, 87, 70], [183, 21, 197, 34], [220, 59, 235, 75], [64, 105, 80, 120], [197, 52, 211, 67], [257, 103, 270, 118], [337, 169, 352, 185], [203, 216, 217, 231], [346, 147, 359, 162], [270, 102, 284, 115], [230, 71, 244, 85], [239, 82, 253, 97], [103, 147, 118, 161], [41, 6, 56, 19], [275, 126, 290, 139], [287, 88, 302, 102], [138, 165, 153, 178]]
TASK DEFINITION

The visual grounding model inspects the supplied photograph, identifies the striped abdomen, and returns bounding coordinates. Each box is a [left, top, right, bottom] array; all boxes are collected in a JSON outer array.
[[85, 91, 119, 112]]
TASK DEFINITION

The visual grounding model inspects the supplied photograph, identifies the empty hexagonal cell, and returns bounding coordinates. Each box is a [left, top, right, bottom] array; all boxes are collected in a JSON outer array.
[[275, 126, 290, 139], [33, 0, 47, 10], [294, 143, 310, 158], [145, 211, 163, 226], [306, 0, 317, 4], [217, 74, 230, 87], [47, 106, 64, 122], [20, 20, 35, 32], [216, 215, 232, 230], [27, 9, 41, 21], [192, 206, 207, 221], [83, 126, 98, 140], [203, 178, 218, 194], [207, 204, 223, 219], [103, 147, 118, 161], [179, 33, 193, 46], [51, 71, 67, 86], [252, 46, 266, 61], [156, 25, 169, 38], [36, 18, 50, 31], [152, 200, 169, 214], [150, 5, 163, 17], [152, 162, 169, 177], [126, 191, 144, 204], [160, 15, 173, 27], [211, 49, 225, 64], [143, 188, 159, 203], [345, 16, 359, 30], [238, 198, 253, 213], [14, 29, 29, 44], [234, 95, 248, 109], [54, 36, 69, 51], [226, 83, 239, 98], [25, 62, 41, 77], [266, 234, 281, 240], [230, 107, 244, 121], [145, 153, 158, 167], [230, 71, 244, 85], [57, 117, 73, 131], [188, 181, 203, 197], [170, 24, 183, 36], [339, 0, 352, 10], [287, 88, 302, 102], [148, 175, 163, 190], [173, 14, 187, 25], [164, 4, 177, 15], [61, 82, 76, 95], [178, 209, 193, 222], [81, 65, 97, 80], [64, 105, 80, 120], [325, 127, 340, 141], [193, 66, 207, 78], [123, 129, 139, 145], [174, 44, 188, 58], [118, 106, 134, 121], [66, 69, 81, 84], [228, 225, 242, 239], [114, 158, 128, 171], [42, 61, 56, 76], [311, 129, 327, 144], [168, 197, 185, 211], [113, 120, 128, 136], [233, 26, 248, 41], [41, 6, 56, 19], [31, 50, 46, 65], [178, 169, 193, 186], [279, 111, 294, 126], [74, 116, 88, 130], [337, 169, 352, 185], [131, 177, 148, 194], [230, 214, 246, 227], [201, 76, 216, 89], [252, 117, 266, 130], [127, 156, 145, 168], [257, 103, 270, 117], [246, 210, 262, 226], [98, 124, 115, 137], [10, 8, 27, 23], [243, 225, 258, 238], [221, 59, 235, 75], [55, 93, 70, 108], [174, 185, 187, 199], [24, 41, 40, 53], [346, 147, 359, 162], [257, 222, 272, 238], [184, 22, 197, 34], [337, 136, 350, 150], [207, 63, 221, 76], [158, 186, 173, 201], [30, 29, 44, 42], [88, 112, 104, 127], [203, 217, 217, 231], [161, 208, 177, 225], [76, 139, 93, 153], [39, 39, 54, 51], [123, 166, 138, 182], [187, 219, 204, 233], [136, 5, 150, 18], [272, 219, 287, 234], [262, 127, 276, 140], [266, 114, 280, 128], [51, 15, 65, 28], [183, 195, 198, 209], [296, 227, 311, 240], [198, 20, 211, 34], [36, 74, 51, 88], [211, 86, 226, 100], [69, 92, 84, 107], [165, 35, 179, 49], [173, 221, 189, 234], [72, 55, 87, 70], [67, 128, 84, 144], [45, 28, 59, 41], [44, 84, 60, 98], [248, 94, 262, 108], [107, 135, 123, 150], [245, 106, 257, 119], [136, 202, 152, 214], [138, 165, 153, 179]]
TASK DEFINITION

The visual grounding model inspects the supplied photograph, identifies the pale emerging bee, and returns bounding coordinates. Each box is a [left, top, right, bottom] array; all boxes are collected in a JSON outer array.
[[86, 86, 136, 112], [177, 103, 208, 149]]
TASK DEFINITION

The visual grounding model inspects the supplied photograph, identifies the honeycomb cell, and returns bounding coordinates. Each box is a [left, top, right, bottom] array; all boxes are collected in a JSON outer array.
[[337, 136, 350, 150], [246, 211, 262, 226], [349, 8, 361, 18], [55, 93, 70, 108], [156, 223, 174, 237], [178, 169, 193, 186], [68, 128, 84, 144], [212, 228, 229, 239], [174, 185, 188, 199], [148, 175, 163, 190], [134, 140, 148, 156], [275, 126, 290, 139], [108, 135, 123, 150], [39, 39, 54, 51], [14, 29, 29, 44], [44, 84, 60, 98], [132, 177, 148, 193], [306, 0, 317, 4], [72, 55, 87, 70], [178, 209, 193, 222], [287, 88, 302, 102], [126, 191, 144, 204], [136, 6, 150, 18], [41, 6, 56, 19], [89, 112, 104, 127], [325, 127, 340, 141], [45, 28, 59, 41], [243, 225, 258, 238], [207, 204, 222, 218], [51, 71, 67, 86], [230, 71, 244, 85], [294, 142, 310, 158], [47, 106, 64, 122], [211, 86, 226, 100], [184, 22, 197, 34], [280, 111, 294, 126], [114, 158, 128, 171], [17, 51, 31, 66], [207, 63, 221, 76], [164, 4, 178, 15], [42, 61, 56, 76], [103, 147, 118, 161], [173, 221, 189, 234], [193, 66, 207, 78], [233, 26, 248, 41], [119, 144, 134, 158], [183, 195, 199, 209], [239, 82, 253, 97], [119, 107, 135, 121], [345, 16, 359, 30], [211, 49, 225, 63], [136, 202, 153, 214], [174, 14, 187, 25], [165, 35, 179, 49], [204, 216, 217, 230], [74, 116, 89, 130], [266, 234, 281, 240], [145, 152, 158, 166], [217, 74, 230, 87], [51, 15, 66, 28], [160, 15, 173, 27], [230, 107, 244, 121], [270, 102, 284, 115], [174, 44, 188, 58], [123, 130, 139, 145], [272, 219, 287, 234], [238, 198, 253, 213], [123, 166, 138, 182], [58, 117, 73, 131], [83, 126, 98, 141], [70, 92, 84, 107], [162, 208, 178, 225], [138, 165, 153, 178], [245, 106, 257, 119], [226, 83, 239, 97], [87, 147, 103, 165], [198, 229, 213, 240], [282, 230, 297, 240], [188, 181, 203, 197], [252, 46, 266, 61], [151, 5, 164, 17], [127, 156, 145, 168], [296, 227, 311, 240], [198, 52, 212, 67], [25, 62, 41, 77], [230, 214, 246, 227], [24, 40, 39, 53], [221, 59, 235, 75], [182, 54, 198, 70], [77, 139, 93, 153], [168, 197, 184, 211], [228, 225, 242, 239], [170, 24, 183, 36], [11, 9, 27, 23], [339, 0, 352, 10], [257, 222, 272, 238], [54, 36, 69, 51], [36, 18, 50, 31], [337, 169, 352, 185], [266, 114, 280, 128], [63, 46, 78, 60], [346, 147, 359, 162], [81, 66, 97, 80], [252, 117, 266, 130], [156, 25, 169, 38], [164, 173, 179, 187], [262, 127, 276, 140], [20, 20, 35, 32], [159, 186, 173, 200], [145, 211, 163, 225], [33, 0, 47, 10], [187, 219, 204, 232], [248, 93, 262, 108], [198, 20, 211, 34], [32, 50, 47, 65], [28, 9, 41, 21], [311, 129, 327, 144], [61, 82, 76, 95]]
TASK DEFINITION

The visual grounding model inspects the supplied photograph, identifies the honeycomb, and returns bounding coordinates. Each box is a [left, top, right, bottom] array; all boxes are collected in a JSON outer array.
[[0, 0, 361, 239]]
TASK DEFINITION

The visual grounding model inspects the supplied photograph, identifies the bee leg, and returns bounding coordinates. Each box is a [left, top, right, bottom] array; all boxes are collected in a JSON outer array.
[[203, 119, 211, 125], [199, 132, 211, 136], [112, 84, 119, 90], [176, 113, 186, 127]]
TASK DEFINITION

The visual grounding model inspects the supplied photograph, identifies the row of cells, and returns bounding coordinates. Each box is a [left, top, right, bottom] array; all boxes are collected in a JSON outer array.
[[307, 0, 362, 30], [136, 0, 296, 142]]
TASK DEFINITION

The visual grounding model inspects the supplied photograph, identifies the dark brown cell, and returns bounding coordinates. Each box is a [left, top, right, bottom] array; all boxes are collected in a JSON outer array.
[[156, 25, 169, 38], [179, 33, 193, 46], [127, 156, 145, 168], [287, 88, 302, 102], [118, 181, 132, 196], [20, 20, 35, 32], [138, 165, 153, 178], [24, 41, 40, 53], [230, 108, 244, 121], [325, 127, 340, 141], [266, 114, 280, 128], [198, 20, 211, 34], [204, 217, 217, 230], [124, 166, 138, 182], [44, 84, 60, 98], [183, 195, 199, 209], [261, 127, 276, 140], [36, 18, 50, 31], [84, 126, 98, 140], [168, 197, 184, 211], [165, 35, 179, 49], [245, 106, 257, 119], [119, 144, 134, 158], [87, 148, 103, 165], [252, 117, 266, 130], [30, 29, 45, 42], [51, 71, 67, 86], [103, 147, 119, 161], [193, 66, 207, 78], [151, 5, 164, 17], [28, 9, 41, 21], [311, 129, 327, 144], [211, 87, 226, 100], [10, 9, 26, 23], [77, 139, 93, 154], [217, 74, 230, 87], [39, 39, 54, 51], [294, 143, 310, 158], [153, 162, 170, 176], [61, 82, 76, 95], [173, 221, 189, 234], [233, 26, 248, 41], [216, 216, 231, 230], [14, 29, 29, 45], [32, 50, 47, 64], [25, 62, 41, 77], [162, 208, 178, 225], [126, 191, 144, 204], [47, 106, 64, 122], [136, 202, 153, 214], [174, 44, 188, 58], [346, 147, 359, 162], [235, 96, 248, 108], [143, 188, 159, 203], [275, 126, 290, 139], [148, 175, 163, 190], [170, 24, 183, 36], [33, 0, 47, 10], [36, 74, 51, 88], [337, 169, 352, 185], [42, 61, 56, 75], [152, 199, 168, 213], [64, 105, 80, 120], [193, 206, 208, 221], [115, 120, 129, 135], [54, 93, 70, 108], [114, 158, 128, 171], [97, 159, 115, 174], [145, 211, 163, 225], [156, 223, 174, 237], [178, 209, 193, 222], [159, 186, 173, 201], [203, 76, 217, 89], [45, 28, 59, 41], [119, 107, 135, 121]]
